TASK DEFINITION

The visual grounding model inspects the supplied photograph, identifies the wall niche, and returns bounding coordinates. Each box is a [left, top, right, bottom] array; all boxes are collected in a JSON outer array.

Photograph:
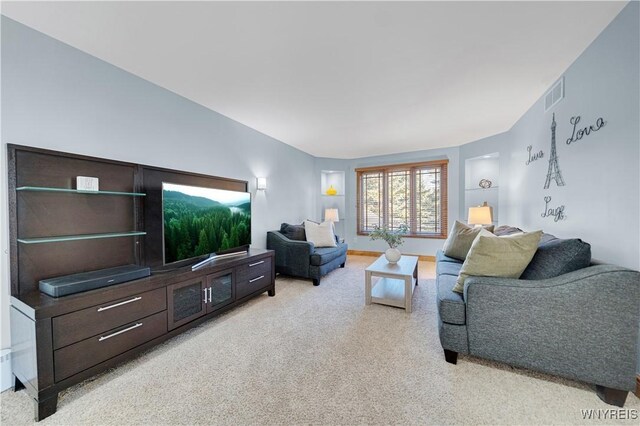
[[464, 153, 499, 225]]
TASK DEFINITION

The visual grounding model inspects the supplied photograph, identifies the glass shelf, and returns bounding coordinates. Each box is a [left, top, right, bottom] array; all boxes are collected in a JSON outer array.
[[18, 231, 147, 245], [465, 186, 499, 191], [16, 186, 146, 196]]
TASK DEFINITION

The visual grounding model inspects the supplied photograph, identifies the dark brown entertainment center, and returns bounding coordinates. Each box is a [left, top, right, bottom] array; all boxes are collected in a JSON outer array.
[[7, 144, 275, 421]]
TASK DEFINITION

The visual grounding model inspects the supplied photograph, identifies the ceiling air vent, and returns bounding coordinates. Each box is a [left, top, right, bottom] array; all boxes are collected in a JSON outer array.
[[544, 77, 564, 112]]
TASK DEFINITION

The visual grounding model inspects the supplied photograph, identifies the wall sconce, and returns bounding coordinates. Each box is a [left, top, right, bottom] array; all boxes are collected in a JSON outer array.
[[256, 177, 267, 191], [324, 208, 339, 223], [468, 201, 493, 226]]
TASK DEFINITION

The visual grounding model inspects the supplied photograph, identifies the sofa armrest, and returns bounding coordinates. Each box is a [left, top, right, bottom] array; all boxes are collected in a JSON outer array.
[[267, 231, 314, 277], [464, 265, 639, 391]]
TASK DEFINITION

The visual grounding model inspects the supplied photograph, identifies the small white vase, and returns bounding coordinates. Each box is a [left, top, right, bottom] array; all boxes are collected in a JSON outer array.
[[385, 248, 401, 264]]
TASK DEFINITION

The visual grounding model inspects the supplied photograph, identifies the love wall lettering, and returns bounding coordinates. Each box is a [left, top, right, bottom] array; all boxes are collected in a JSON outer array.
[[566, 116, 606, 145], [541, 196, 566, 222]]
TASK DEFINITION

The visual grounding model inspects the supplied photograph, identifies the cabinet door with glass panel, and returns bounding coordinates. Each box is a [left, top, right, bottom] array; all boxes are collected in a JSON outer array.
[[206, 269, 235, 313], [166, 269, 235, 330], [167, 278, 207, 330]]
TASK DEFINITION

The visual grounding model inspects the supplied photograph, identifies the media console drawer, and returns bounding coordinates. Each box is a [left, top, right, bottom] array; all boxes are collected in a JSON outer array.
[[237, 257, 272, 281], [52, 287, 166, 349], [54, 310, 167, 382], [236, 257, 272, 299]]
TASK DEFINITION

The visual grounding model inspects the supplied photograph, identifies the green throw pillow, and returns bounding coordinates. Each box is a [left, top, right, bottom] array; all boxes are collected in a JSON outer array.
[[442, 221, 495, 261], [452, 229, 543, 294]]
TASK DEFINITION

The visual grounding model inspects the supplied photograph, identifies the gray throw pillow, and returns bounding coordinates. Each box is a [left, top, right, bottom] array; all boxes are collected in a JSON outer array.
[[280, 223, 306, 241], [443, 221, 495, 261], [521, 238, 591, 280], [493, 225, 524, 236]]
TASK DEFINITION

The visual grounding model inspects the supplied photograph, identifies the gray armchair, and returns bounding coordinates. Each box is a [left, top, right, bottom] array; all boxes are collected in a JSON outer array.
[[267, 230, 347, 286]]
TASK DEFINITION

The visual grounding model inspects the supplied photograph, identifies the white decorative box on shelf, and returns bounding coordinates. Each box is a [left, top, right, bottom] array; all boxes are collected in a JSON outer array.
[[76, 176, 99, 192]]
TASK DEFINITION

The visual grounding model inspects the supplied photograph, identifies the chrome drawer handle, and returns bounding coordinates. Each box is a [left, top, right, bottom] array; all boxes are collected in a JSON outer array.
[[249, 275, 265, 283], [98, 323, 142, 342], [208, 287, 212, 303], [203, 288, 208, 303], [97, 297, 142, 312], [249, 261, 265, 267]]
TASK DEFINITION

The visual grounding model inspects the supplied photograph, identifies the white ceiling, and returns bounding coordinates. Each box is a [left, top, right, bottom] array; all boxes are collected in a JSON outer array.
[[1, 1, 627, 159]]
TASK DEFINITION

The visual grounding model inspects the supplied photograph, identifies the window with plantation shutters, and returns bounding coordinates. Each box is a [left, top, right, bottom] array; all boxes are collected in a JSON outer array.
[[356, 160, 448, 238]]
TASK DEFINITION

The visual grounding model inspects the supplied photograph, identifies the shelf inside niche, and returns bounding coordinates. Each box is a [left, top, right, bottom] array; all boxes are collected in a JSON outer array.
[[16, 186, 146, 196], [465, 186, 499, 191], [18, 231, 147, 245]]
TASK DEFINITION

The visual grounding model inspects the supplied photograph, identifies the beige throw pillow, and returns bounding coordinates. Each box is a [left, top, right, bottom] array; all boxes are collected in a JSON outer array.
[[304, 220, 337, 248], [452, 229, 543, 294], [442, 221, 495, 261]]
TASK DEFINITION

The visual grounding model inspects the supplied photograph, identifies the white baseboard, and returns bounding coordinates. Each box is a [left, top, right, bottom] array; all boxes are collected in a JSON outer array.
[[0, 349, 12, 392]]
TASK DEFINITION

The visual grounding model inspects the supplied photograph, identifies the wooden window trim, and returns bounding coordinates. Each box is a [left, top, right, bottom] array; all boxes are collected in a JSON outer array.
[[356, 159, 448, 239]]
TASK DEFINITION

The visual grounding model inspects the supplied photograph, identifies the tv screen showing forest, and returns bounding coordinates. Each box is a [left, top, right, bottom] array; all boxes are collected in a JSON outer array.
[[162, 182, 251, 264]]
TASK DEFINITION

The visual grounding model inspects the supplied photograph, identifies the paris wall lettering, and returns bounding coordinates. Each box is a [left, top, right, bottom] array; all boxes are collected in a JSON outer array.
[[566, 115, 606, 145], [544, 113, 566, 189], [526, 145, 544, 165], [541, 196, 566, 222]]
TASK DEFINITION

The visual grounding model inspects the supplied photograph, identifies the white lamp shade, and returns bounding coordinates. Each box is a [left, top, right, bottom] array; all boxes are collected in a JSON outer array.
[[468, 202, 493, 225], [324, 208, 339, 222], [256, 177, 267, 190]]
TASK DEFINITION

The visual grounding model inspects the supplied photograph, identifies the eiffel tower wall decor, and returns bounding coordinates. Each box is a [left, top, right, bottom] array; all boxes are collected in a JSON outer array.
[[544, 113, 566, 189]]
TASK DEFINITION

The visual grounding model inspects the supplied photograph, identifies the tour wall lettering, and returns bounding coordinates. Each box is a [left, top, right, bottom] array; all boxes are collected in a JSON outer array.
[[541, 196, 566, 222], [566, 116, 606, 145]]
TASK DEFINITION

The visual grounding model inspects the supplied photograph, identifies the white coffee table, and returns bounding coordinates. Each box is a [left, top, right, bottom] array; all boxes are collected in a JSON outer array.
[[365, 255, 419, 312]]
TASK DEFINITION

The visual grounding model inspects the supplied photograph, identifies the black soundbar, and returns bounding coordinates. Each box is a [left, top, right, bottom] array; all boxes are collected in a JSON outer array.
[[39, 265, 151, 297]]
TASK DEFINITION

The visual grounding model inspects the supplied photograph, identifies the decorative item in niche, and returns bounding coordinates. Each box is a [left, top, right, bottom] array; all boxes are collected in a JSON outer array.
[[541, 196, 566, 222], [478, 179, 492, 189], [544, 113, 566, 189], [566, 116, 606, 145], [325, 185, 338, 196], [526, 145, 544, 165]]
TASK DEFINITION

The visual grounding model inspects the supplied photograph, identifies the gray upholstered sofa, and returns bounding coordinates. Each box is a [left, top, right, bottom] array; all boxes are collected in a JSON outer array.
[[436, 228, 640, 407], [267, 223, 347, 286]]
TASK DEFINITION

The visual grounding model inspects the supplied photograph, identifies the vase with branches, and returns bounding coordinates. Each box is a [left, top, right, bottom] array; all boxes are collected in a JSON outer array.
[[369, 224, 409, 263]]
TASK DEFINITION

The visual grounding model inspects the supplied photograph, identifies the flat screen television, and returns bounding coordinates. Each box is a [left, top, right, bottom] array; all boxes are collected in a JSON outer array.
[[162, 182, 251, 265]]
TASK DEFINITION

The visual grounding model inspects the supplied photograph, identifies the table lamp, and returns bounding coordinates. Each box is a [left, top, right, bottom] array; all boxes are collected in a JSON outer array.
[[468, 202, 493, 226], [324, 208, 339, 223]]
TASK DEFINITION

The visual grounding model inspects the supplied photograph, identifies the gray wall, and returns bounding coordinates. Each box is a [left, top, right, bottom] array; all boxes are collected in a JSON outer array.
[[505, 1, 639, 270], [0, 17, 317, 351], [459, 1, 639, 271]]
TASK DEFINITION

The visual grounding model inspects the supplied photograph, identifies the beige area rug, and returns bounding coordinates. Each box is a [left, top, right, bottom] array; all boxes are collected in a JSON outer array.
[[1, 255, 638, 425]]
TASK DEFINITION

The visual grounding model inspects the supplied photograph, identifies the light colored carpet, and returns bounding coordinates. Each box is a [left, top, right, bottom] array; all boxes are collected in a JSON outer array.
[[1, 255, 638, 425]]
